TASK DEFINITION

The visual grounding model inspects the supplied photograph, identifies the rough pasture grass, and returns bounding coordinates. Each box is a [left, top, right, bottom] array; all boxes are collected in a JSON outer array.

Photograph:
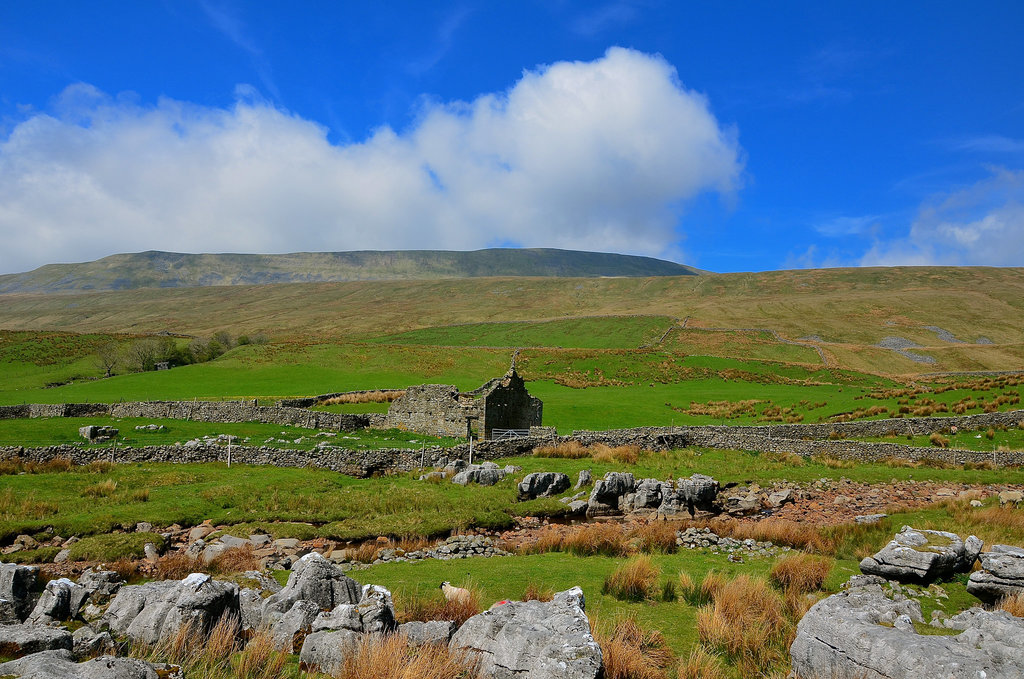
[[1, 267, 1022, 371], [5, 450, 1024, 554], [663, 327, 821, 364], [364, 315, 676, 349], [0, 416, 458, 451], [0, 461, 566, 547]]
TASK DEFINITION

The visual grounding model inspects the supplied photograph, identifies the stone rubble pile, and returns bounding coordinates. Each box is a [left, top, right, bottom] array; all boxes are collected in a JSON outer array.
[[675, 527, 788, 559]]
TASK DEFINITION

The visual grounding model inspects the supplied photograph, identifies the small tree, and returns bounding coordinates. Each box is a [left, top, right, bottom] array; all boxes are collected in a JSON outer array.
[[94, 341, 120, 378], [125, 339, 159, 372]]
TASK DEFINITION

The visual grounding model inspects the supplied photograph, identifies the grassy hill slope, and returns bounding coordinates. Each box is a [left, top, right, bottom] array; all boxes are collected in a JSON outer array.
[[0, 248, 700, 293], [0, 266, 1020, 374]]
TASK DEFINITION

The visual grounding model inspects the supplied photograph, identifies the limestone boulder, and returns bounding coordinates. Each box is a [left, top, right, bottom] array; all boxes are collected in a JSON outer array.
[[0, 563, 38, 621], [0, 623, 73, 658], [72, 625, 115, 659], [77, 569, 124, 605], [101, 573, 239, 644], [261, 552, 360, 625], [574, 469, 592, 490], [623, 478, 663, 513], [399, 620, 456, 646], [452, 465, 507, 487], [270, 599, 321, 652], [0, 650, 168, 679], [587, 472, 635, 517], [27, 577, 89, 625], [657, 474, 719, 517], [298, 628, 363, 674], [859, 526, 982, 583], [791, 578, 1024, 678], [449, 586, 602, 679], [517, 472, 570, 501], [967, 544, 1024, 603]]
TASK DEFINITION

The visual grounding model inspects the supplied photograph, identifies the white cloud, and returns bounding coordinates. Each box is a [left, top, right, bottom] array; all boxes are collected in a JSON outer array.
[[0, 47, 742, 274], [861, 168, 1024, 266]]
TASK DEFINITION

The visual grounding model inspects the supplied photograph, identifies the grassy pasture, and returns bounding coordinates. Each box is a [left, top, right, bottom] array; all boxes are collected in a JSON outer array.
[[0, 417, 458, 450], [5, 450, 1024, 547], [363, 315, 675, 349], [662, 328, 822, 364], [0, 267, 1022, 373]]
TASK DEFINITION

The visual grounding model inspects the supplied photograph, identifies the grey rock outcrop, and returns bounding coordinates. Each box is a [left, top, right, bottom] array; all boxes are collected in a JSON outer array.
[[399, 620, 456, 646], [0, 650, 167, 679], [298, 628, 362, 674], [261, 552, 360, 626], [859, 526, 982, 583], [0, 623, 73, 658], [78, 570, 124, 605], [0, 563, 38, 621], [452, 463, 511, 487], [791, 578, 1024, 678], [27, 577, 89, 625], [449, 586, 602, 679], [657, 474, 719, 517], [270, 600, 321, 651], [72, 626, 115, 659], [517, 472, 570, 500], [967, 544, 1024, 603], [586, 472, 635, 516], [297, 585, 395, 673], [101, 573, 239, 644], [574, 469, 591, 490]]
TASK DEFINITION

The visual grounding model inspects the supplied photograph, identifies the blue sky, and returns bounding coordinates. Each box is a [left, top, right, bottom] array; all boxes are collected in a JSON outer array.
[[1, 1, 1022, 274]]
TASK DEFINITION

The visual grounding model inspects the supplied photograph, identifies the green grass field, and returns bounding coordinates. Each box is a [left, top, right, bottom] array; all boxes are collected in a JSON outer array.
[[0, 417, 459, 450]]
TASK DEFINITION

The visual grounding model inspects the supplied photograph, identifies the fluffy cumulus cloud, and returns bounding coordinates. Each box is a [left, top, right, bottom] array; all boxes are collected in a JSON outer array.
[[861, 168, 1024, 266], [0, 47, 743, 274]]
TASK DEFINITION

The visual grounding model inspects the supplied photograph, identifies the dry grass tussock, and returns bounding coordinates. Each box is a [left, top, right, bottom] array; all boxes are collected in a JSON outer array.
[[521, 582, 554, 602], [131, 615, 239, 677], [677, 570, 726, 608], [628, 521, 681, 554], [320, 390, 405, 405], [395, 584, 482, 627], [999, 593, 1024, 617], [603, 555, 661, 601], [696, 575, 794, 676], [770, 553, 834, 594], [329, 631, 480, 679], [208, 545, 262, 575], [532, 441, 645, 464], [676, 646, 728, 679], [81, 478, 118, 498], [592, 616, 674, 679], [0, 456, 75, 475], [519, 522, 632, 558], [0, 487, 58, 519]]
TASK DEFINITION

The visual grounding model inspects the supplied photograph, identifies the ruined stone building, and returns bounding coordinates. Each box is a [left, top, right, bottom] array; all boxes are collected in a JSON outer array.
[[381, 367, 542, 439]]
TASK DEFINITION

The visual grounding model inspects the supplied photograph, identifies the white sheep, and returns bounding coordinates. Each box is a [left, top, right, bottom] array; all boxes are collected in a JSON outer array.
[[439, 581, 472, 604]]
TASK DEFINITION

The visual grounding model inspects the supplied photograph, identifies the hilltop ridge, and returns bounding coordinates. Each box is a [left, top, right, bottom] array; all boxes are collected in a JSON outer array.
[[0, 248, 701, 294]]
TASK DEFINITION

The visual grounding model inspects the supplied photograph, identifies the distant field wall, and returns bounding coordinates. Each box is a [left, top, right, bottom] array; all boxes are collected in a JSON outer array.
[[2, 404, 1023, 472], [0, 400, 370, 431]]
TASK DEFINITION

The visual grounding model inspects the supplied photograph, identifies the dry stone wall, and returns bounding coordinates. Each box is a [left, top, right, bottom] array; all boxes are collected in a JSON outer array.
[[0, 401, 369, 431]]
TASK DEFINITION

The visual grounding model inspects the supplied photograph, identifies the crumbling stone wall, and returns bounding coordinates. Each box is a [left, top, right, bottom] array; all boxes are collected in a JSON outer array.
[[382, 385, 477, 438], [479, 370, 542, 439], [0, 401, 369, 431]]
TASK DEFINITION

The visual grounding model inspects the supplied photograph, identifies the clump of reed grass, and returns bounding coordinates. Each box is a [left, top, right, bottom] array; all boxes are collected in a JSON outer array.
[[592, 616, 674, 679], [330, 631, 480, 679], [320, 390, 405, 405], [603, 556, 661, 602], [677, 646, 728, 679], [81, 478, 117, 498], [999, 593, 1024, 617], [769, 553, 834, 594], [695, 575, 793, 676], [521, 582, 554, 602]]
